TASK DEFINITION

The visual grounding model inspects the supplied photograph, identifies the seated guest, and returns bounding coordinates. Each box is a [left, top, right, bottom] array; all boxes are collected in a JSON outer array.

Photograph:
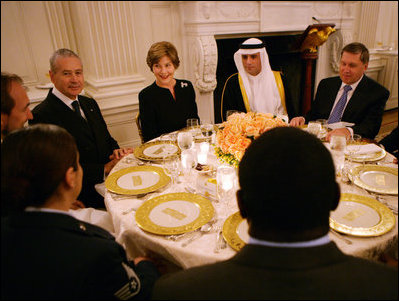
[[139, 41, 200, 142], [151, 127, 397, 300], [220, 37, 286, 121], [1, 124, 159, 300], [290, 42, 389, 141], [379, 126, 398, 161], [1, 72, 33, 141], [29, 48, 133, 208]]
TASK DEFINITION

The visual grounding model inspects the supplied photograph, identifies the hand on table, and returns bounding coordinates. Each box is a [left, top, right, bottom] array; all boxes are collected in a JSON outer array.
[[109, 147, 134, 160], [289, 116, 305, 127], [326, 128, 351, 142]]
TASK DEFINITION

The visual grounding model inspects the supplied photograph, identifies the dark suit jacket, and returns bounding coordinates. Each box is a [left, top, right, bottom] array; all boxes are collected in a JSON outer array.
[[151, 243, 397, 300], [305, 75, 389, 139], [1, 212, 159, 300], [29, 90, 119, 208]]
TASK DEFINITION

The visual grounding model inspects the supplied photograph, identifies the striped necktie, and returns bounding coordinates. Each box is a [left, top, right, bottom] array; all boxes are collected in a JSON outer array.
[[327, 85, 352, 124]]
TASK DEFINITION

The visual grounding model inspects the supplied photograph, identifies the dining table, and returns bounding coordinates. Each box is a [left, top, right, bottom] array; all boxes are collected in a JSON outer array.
[[103, 128, 398, 270]]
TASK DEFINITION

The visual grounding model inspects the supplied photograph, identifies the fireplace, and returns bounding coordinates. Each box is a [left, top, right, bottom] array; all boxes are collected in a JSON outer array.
[[213, 33, 312, 123]]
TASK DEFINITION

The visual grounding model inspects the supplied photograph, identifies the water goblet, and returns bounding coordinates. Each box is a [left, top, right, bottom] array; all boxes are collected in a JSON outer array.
[[163, 154, 180, 185], [216, 165, 237, 208], [200, 122, 214, 142], [180, 149, 198, 190], [177, 131, 194, 150], [346, 134, 362, 163], [186, 118, 201, 138], [307, 121, 322, 137], [329, 134, 347, 176]]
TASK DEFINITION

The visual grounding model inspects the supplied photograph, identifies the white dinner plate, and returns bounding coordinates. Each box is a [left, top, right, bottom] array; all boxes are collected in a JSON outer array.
[[134, 140, 180, 161], [222, 211, 249, 251], [348, 165, 398, 195], [330, 193, 395, 237], [105, 166, 170, 195], [135, 192, 215, 235]]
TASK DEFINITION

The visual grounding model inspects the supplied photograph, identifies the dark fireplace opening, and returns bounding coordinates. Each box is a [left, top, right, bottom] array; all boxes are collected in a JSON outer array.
[[213, 33, 316, 123]]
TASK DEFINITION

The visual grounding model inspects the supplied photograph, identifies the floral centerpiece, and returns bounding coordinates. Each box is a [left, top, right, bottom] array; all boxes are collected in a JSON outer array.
[[215, 112, 288, 167]]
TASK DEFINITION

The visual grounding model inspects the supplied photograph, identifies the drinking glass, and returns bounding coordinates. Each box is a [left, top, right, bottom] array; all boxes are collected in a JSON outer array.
[[180, 149, 198, 189], [186, 118, 201, 138], [216, 165, 237, 206], [347, 134, 362, 162], [316, 119, 328, 139], [177, 132, 194, 150], [329, 134, 347, 176], [200, 122, 214, 142], [307, 121, 322, 137], [163, 154, 180, 185]]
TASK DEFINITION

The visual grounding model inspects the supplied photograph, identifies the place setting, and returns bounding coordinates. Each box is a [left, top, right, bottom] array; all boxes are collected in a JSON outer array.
[[134, 140, 181, 162]]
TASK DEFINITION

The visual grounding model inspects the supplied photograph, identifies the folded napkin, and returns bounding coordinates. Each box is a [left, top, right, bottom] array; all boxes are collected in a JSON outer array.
[[328, 122, 355, 130], [345, 143, 382, 155]]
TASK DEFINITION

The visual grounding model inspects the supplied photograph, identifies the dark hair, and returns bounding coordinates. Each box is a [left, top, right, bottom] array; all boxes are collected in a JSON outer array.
[[146, 41, 180, 70], [1, 72, 23, 115], [238, 127, 337, 232], [341, 42, 369, 64], [50, 48, 82, 73], [1, 124, 78, 213]]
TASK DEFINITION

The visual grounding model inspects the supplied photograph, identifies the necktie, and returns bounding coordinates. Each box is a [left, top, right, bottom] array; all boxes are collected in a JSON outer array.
[[71, 100, 82, 118], [327, 85, 352, 124]]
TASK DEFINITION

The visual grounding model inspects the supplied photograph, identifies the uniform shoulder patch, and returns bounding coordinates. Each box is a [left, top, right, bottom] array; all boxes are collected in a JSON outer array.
[[114, 262, 141, 300]]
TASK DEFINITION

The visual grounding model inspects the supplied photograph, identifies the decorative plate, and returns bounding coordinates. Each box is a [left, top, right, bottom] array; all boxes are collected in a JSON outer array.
[[134, 140, 180, 161], [105, 166, 170, 195], [135, 192, 214, 235], [330, 193, 395, 237], [345, 144, 386, 162], [348, 165, 398, 195], [222, 211, 249, 251]]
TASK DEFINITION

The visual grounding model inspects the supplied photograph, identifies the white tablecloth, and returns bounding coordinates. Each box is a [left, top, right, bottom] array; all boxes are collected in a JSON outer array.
[[104, 143, 398, 269]]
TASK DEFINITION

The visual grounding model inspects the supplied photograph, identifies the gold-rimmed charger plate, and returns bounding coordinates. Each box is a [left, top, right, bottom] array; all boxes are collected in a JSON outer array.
[[222, 211, 249, 251], [330, 193, 395, 237], [135, 192, 215, 235], [348, 165, 398, 195], [105, 166, 170, 195], [345, 143, 386, 162], [134, 140, 180, 161]]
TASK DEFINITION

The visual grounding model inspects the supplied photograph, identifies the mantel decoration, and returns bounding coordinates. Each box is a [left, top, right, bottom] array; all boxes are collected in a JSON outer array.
[[215, 112, 288, 167]]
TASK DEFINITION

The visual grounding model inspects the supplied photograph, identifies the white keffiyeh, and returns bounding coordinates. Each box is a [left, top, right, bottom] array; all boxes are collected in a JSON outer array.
[[234, 38, 285, 115]]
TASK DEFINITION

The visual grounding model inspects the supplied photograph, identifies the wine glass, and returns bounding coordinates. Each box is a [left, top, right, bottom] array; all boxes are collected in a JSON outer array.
[[307, 121, 322, 137], [180, 149, 198, 190], [216, 164, 236, 204], [329, 134, 347, 176], [200, 122, 214, 142], [186, 118, 201, 138], [347, 134, 362, 163], [163, 154, 180, 185], [177, 132, 194, 150]]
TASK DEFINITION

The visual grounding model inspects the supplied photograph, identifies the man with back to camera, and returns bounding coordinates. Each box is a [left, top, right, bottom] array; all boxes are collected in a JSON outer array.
[[290, 42, 389, 141], [151, 127, 397, 300]]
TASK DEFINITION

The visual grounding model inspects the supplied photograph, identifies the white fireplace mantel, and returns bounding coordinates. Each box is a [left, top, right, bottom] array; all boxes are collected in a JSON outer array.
[[179, 1, 357, 122]]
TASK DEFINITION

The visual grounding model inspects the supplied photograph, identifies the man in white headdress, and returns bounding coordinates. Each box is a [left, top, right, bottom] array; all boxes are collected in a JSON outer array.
[[220, 38, 286, 121]]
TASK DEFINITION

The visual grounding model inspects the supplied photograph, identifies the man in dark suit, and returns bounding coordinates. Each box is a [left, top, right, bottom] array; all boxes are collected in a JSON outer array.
[[290, 42, 389, 141], [151, 127, 397, 300], [29, 49, 132, 208], [1, 124, 159, 300]]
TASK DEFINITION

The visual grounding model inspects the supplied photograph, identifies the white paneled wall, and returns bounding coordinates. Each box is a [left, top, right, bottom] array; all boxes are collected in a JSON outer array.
[[1, 1, 397, 148]]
